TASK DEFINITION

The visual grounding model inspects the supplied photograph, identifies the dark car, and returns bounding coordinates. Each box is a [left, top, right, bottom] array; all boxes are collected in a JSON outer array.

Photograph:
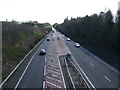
[[47, 38, 50, 41], [40, 49, 46, 55]]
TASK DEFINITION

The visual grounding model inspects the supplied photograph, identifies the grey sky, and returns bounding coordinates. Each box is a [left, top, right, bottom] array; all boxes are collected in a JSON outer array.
[[0, 0, 119, 24]]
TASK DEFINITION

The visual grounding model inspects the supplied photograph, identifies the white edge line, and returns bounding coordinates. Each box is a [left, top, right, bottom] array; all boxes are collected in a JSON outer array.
[[65, 35, 120, 74], [14, 55, 34, 89], [81, 44, 120, 74], [57, 56, 66, 89], [69, 59, 91, 89], [43, 56, 46, 89], [43, 81, 45, 89], [0, 32, 51, 88], [14, 35, 48, 89], [66, 46, 95, 89], [72, 55, 96, 89], [105, 76, 111, 82], [64, 57, 76, 89], [66, 38, 90, 89], [62, 33, 95, 89], [44, 56, 47, 76]]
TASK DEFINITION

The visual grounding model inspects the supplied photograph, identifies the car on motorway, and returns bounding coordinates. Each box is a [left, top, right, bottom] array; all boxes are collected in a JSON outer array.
[[67, 38, 70, 41], [40, 49, 46, 55], [75, 43, 80, 47], [47, 38, 50, 41]]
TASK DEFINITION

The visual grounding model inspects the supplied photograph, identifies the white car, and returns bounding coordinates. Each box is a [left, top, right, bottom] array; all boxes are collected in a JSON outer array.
[[67, 38, 70, 41], [75, 43, 80, 47]]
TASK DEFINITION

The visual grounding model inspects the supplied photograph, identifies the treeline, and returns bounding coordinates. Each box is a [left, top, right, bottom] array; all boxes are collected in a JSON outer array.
[[54, 10, 120, 69], [2, 20, 51, 79]]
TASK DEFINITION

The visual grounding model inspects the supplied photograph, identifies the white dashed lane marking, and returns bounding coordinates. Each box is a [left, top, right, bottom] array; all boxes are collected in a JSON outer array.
[[105, 76, 111, 82]]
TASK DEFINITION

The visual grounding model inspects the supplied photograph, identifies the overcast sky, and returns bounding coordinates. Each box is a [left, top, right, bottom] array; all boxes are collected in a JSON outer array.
[[0, 0, 119, 24]]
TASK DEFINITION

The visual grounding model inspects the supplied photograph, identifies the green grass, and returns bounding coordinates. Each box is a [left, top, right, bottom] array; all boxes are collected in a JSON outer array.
[[2, 22, 52, 81], [3, 45, 27, 62], [19, 34, 26, 43]]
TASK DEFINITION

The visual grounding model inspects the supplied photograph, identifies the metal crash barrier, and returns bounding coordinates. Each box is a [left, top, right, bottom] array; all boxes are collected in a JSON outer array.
[[65, 53, 93, 89]]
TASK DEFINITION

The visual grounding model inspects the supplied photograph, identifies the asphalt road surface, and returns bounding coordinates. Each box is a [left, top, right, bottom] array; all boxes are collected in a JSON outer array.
[[9, 29, 120, 89], [14, 35, 51, 88], [12, 30, 68, 88], [59, 32, 120, 88]]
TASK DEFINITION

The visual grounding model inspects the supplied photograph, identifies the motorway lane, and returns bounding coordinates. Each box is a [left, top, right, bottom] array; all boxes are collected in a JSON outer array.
[[60, 33, 120, 88], [8, 29, 119, 88], [15, 35, 51, 88], [57, 31, 119, 88]]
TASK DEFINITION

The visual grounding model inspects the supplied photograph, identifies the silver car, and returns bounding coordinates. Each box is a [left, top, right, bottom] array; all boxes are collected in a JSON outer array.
[[67, 38, 70, 41], [40, 49, 46, 55]]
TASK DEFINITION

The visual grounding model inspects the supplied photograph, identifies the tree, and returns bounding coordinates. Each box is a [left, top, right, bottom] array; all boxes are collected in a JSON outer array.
[[117, 9, 120, 51], [105, 10, 113, 30], [54, 10, 119, 69]]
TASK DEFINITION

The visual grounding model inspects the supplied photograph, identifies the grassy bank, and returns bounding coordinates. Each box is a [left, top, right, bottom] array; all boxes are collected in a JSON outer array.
[[2, 21, 51, 80]]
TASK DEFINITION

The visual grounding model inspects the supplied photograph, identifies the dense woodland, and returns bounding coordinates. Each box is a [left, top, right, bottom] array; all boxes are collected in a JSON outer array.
[[2, 21, 51, 79], [54, 10, 120, 70]]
